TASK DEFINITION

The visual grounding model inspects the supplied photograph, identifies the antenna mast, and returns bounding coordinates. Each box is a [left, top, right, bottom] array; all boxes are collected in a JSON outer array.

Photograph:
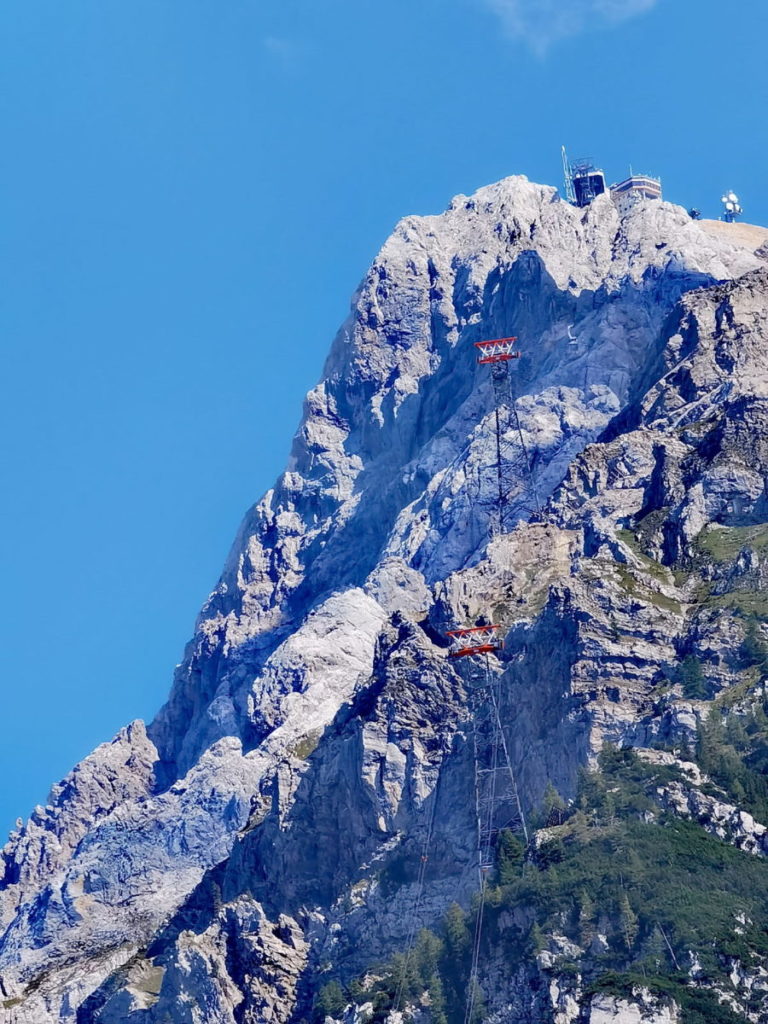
[[561, 145, 576, 204], [721, 190, 743, 223]]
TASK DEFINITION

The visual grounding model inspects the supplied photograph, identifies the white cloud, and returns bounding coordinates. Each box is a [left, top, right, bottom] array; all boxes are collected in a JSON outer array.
[[484, 0, 659, 54]]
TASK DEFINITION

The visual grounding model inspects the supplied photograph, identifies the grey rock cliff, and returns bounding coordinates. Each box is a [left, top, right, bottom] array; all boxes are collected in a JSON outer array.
[[2, 176, 768, 1023]]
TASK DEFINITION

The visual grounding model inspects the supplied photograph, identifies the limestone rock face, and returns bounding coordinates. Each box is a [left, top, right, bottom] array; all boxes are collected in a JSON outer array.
[[587, 991, 679, 1024], [0, 721, 157, 930], [2, 175, 768, 1023]]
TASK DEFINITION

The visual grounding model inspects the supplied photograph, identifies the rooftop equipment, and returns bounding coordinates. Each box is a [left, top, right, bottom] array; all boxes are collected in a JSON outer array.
[[561, 146, 606, 208], [721, 191, 743, 222], [571, 159, 607, 207]]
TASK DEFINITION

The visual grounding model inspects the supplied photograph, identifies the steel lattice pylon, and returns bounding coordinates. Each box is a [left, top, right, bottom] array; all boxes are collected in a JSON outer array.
[[436, 332, 541, 1024], [474, 337, 541, 533], [448, 626, 529, 1024], [451, 630, 529, 860], [471, 660, 528, 869]]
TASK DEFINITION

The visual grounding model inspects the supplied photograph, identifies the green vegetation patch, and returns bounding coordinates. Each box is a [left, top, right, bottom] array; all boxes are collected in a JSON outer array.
[[704, 591, 768, 620], [612, 561, 683, 616], [490, 750, 768, 1022], [290, 730, 321, 760], [617, 529, 673, 585], [336, 750, 768, 1023], [696, 524, 768, 565], [696, 703, 768, 823]]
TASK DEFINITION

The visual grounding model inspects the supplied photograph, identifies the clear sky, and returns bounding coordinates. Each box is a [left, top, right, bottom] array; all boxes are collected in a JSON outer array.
[[1, 0, 766, 836]]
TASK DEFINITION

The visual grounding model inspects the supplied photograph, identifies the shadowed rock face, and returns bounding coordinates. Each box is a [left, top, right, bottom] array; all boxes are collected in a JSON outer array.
[[2, 176, 768, 1023]]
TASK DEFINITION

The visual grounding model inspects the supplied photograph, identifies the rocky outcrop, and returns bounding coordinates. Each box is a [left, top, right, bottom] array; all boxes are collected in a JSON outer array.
[[3, 176, 768, 1023], [586, 991, 679, 1024], [658, 779, 768, 855], [0, 721, 157, 930]]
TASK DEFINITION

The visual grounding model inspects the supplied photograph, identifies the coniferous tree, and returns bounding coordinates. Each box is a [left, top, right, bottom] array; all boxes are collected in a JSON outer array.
[[642, 925, 668, 974], [444, 903, 471, 962], [618, 893, 639, 953], [467, 978, 486, 1024], [428, 973, 448, 1024], [577, 889, 596, 947], [391, 951, 419, 1003], [570, 809, 591, 842], [542, 781, 567, 826], [347, 978, 364, 1004], [316, 980, 346, 1020], [678, 656, 709, 699], [414, 928, 443, 983], [529, 922, 546, 954], [497, 829, 524, 884]]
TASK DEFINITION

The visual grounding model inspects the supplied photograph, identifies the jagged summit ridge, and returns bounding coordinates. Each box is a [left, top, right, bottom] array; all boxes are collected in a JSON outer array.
[[152, 177, 762, 774], [1, 175, 768, 1023]]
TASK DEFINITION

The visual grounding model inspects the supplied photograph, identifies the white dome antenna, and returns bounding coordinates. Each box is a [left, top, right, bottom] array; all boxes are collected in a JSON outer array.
[[721, 190, 743, 223]]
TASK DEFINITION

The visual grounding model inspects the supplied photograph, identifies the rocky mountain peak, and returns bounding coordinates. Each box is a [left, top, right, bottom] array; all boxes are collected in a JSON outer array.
[[3, 175, 768, 1024]]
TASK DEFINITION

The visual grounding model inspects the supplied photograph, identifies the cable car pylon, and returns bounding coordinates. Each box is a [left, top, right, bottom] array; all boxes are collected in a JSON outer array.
[[391, 331, 539, 1021], [447, 625, 529, 1024], [474, 337, 541, 532]]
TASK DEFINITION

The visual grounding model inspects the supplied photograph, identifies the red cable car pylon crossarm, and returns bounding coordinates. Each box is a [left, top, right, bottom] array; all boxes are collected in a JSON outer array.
[[474, 337, 521, 364], [447, 624, 503, 659]]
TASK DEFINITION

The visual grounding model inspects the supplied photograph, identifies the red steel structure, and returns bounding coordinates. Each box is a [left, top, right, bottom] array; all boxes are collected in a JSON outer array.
[[447, 624, 503, 659], [473, 337, 520, 364]]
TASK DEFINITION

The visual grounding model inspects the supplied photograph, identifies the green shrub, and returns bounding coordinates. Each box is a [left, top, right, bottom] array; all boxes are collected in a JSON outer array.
[[315, 980, 346, 1020], [677, 656, 710, 700]]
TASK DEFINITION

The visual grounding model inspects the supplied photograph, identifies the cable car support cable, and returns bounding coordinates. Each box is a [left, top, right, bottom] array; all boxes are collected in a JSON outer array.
[[392, 770, 441, 1015]]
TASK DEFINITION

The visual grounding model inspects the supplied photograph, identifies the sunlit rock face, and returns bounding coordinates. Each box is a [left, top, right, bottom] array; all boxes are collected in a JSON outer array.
[[2, 175, 768, 1024]]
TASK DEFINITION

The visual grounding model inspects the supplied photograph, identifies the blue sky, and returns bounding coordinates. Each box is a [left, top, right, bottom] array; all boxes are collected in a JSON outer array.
[[1, 0, 766, 835]]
